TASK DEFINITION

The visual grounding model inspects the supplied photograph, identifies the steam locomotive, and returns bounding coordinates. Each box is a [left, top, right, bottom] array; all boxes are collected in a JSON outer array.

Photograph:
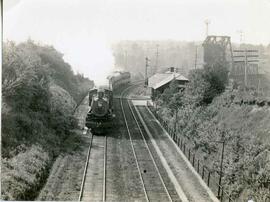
[[85, 71, 130, 134]]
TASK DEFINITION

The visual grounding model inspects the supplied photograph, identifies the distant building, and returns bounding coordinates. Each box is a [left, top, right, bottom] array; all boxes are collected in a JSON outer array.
[[202, 36, 233, 64], [148, 67, 189, 98]]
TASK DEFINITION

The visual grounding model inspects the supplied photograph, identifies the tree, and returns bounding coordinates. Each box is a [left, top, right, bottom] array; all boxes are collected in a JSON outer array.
[[183, 69, 210, 106], [2, 41, 38, 97], [202, 61, 229, 104], [160, 79, 179, 105]]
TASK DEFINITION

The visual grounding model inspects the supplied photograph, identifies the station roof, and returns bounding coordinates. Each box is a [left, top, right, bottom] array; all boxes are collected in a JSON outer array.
[[148, 72, 188, 90]]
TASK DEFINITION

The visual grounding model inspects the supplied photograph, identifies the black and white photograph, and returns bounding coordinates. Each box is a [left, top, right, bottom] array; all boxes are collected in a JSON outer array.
[[1, 0, 270, 201]]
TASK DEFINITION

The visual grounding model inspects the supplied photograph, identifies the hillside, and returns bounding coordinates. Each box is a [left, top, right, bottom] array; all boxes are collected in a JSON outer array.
[[163, 105, 269, 200], [156, 89, 270, 201], [153, 60, 270, 201], [1, 40, 94, 200]]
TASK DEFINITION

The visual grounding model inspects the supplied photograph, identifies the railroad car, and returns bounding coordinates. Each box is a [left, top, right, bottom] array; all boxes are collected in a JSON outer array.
[[108, 71, 131, 90], [85, 85, 114, 134]]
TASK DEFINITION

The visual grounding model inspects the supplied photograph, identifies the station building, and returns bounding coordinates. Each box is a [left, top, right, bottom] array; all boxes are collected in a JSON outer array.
[[147, 67, 189, 98]]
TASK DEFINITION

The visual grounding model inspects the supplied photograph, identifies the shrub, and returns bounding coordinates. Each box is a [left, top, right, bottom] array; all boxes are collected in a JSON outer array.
[[2, 40, 91, 158], [2, 39, 93, 200]]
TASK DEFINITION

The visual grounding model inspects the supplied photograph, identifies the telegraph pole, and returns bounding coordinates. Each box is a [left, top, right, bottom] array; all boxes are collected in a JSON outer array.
[[194, 46, 198, 69], [174, 109, 178, 133], [244, 49, 248, 89], [145, 57, 149, 87], [217, 140, 225, 199], [209, 138, 226, 200], [233, 49, 259, 90], [205, 19, 211, 37], [154, 44, 159, 75], [237, 30, 244, 44], [125, 50, 128, 69]]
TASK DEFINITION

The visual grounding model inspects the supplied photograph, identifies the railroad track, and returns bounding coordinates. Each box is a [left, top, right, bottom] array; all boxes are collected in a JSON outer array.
[[76, 83, 218, 201], [120, 97, 179, 202], [78, 132, 107, 201]]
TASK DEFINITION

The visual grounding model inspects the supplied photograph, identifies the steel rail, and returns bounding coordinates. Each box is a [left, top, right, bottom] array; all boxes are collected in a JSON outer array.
[[119, 98, 149, 202], [78, 131, 93, 201], [127, 100, 173, 202], [103, 136, 107, 202], [78, 134, 107, 202]]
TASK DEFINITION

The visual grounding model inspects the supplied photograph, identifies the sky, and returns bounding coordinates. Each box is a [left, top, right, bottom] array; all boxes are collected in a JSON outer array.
[[3, 0, 270, 84]]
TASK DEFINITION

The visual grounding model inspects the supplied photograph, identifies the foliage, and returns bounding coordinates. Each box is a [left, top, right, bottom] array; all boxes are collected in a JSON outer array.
[[157, 89, 270, 200], [156, 56, 268, 200], [157, 60, 229, 112], [202, 61, 229, 104], [2, 41, 48, 97], [2, 39, 94, 200], [183, 69, 210, 106], [1, 145, 51, 200], [2, 40, 93, 157], [160, 80, 179, 106]]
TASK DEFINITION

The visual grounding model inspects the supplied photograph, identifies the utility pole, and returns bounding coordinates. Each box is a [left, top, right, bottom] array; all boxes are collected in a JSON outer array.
[[233, 49, 259, 90], [210, 138, 226, 200], [244, 49, 248, 89], [256, 61, 260, 94], [194, 46, 198, 69], [125, 50, 128, 69], [237, 30, 244, 44], [205, 19, 211, 37], [218, 140, 225, 199], [145, 57, 149, 87], [154, 44, 159, 75], [174, 109, 178, 133]]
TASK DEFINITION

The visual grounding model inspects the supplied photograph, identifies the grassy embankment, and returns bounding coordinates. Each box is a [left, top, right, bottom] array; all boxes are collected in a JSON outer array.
[[1, 40, 93, 200], [158, 91, 270, 201], [155, 63, 270, 201]]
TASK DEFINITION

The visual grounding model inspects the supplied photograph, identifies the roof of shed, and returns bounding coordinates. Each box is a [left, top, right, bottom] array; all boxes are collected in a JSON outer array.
[[148, 73, 188, 90]]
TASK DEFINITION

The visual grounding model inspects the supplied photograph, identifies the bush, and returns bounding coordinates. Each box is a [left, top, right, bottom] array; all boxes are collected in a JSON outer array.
[[157, 91, 270, 200], [1, 145, 51, 200], [156, 58, 269, 200], [2, 40, 92, 158], [2, 39, 95, 200], [202, 61, 229, 104]]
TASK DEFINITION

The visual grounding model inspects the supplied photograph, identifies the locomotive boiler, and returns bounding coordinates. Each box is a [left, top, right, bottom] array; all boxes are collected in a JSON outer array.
[[85, 70, 131, 134], [85, 86, 114, 134]]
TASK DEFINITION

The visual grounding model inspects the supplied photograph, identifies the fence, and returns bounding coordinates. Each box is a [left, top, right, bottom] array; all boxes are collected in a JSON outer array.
[[146, 101, 234, 202]]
